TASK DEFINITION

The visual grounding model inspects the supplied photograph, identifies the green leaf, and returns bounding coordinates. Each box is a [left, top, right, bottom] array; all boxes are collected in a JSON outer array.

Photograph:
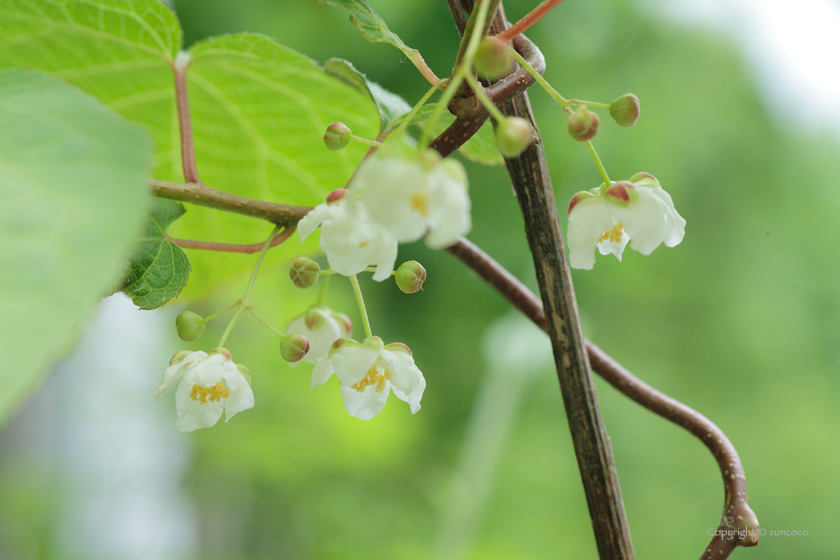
[[123, 200, 191, 310], [0, 68, 152, 424], [317, 0, 419, 62], [177, 33, 380, 295], [407, 104, 504, 165], [324, 58, 411, 131], [0, 0, 382, 298], [0, 0, 182, 182]]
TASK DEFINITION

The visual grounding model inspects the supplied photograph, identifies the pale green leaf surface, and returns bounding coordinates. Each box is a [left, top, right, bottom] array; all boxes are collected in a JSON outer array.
[[0, 0, 381, 298], [123, 199, 190, 310], [0, 68, 151, 424], [169, 33, 379, 297], [324, 58, 411, 131], [317, 0, 417, 59], [0, 0, 182, 180]]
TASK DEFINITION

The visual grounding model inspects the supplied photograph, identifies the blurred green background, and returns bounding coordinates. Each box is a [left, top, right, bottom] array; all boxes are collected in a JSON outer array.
[[1, 0, 838, 558]]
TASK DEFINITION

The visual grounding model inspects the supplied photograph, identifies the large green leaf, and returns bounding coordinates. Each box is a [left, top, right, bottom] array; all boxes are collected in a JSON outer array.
[[178, 33, 379, 295], [0, 0, 181, 179], [0, 68, 152, 423], [0, 1, 382, 298], [123, 199, 190, 310]]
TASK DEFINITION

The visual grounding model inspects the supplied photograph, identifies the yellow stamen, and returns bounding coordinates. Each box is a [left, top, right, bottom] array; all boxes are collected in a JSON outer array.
[[411, 193, 429, 217], [189, 382, 230, 404], [598, 221, 624, 243], [351, 365, 392, 394], [359, 240, 369, 248]]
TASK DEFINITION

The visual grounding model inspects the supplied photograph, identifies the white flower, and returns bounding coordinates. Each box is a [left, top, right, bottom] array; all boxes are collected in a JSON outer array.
[[298, 189, 398, 281], [567, 173, 686, 269], [312, 336, 425, 420], [154, 349, 254, 432], [354, 148, 471, 249], [285, 305, 352, 364]]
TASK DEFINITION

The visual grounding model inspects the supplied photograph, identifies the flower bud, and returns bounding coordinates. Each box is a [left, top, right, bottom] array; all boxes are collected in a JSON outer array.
[[280, 333, 310, 363], [326, 188, 348, 204], [169, 350, 192, 366], [324, 121, 351, 151], [567, 106, 599, 141], [395, 260, 426, 294], [609, 94, 640, 127], [495, 116, 533, 158], [237, 364, 252, 385], [175, 310, 204, 342], [289, 256, 320, 289], [474, 37, 513, 80], [208, 347, 232, 361]]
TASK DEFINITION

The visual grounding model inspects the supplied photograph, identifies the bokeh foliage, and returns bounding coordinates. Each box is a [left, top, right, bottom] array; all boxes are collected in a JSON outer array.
[[2, 0, 839, 559]]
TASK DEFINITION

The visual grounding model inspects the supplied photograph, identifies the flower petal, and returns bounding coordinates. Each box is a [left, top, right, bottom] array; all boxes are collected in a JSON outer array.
[[567, 198, 616, 270], [154, 351, 206, 400], [339, 383, 389, 420], [221, 362, 255, 421], [311, 356, 335, 389], [297, 203, 331, 241], [380, 350, 425, 414], [174, 380, 224, 432], [331, 343, 379, 386], [616, 186, 680, 255]]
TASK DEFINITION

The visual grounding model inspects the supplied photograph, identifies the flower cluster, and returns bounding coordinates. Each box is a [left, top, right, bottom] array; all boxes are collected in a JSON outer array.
[[299, 147, 471, 279], [154, 348, 254, 432], [285, 306, 426, 420], [567, 173, 685, 269], [290, 148, 458, 419], [312, 336, 425, 420]]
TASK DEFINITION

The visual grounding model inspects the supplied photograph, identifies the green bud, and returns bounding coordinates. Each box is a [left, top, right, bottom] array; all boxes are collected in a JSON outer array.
[[395, 260, 426, 294], [280, 333, 310, 363], [609, 94, 640, 127], [324, 121, 351, 151], [290, 256, 321, 289], [495, 116, 533, 158], [567, 106, 599, 141], [474, 37, 513, 80], [175, 310, 204, 342]]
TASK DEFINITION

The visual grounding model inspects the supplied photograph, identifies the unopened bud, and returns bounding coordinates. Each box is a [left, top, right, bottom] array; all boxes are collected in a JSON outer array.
[[395, 260, 426, 294], [495, 116, 533, 158], [175, 310, 204, 342], [474, 37, 513, 80], [609, 94, 640, 127], [280, 333, 310, 363], [326, 188, 348, 204], [169, 350, 192, 366], [237, 364, 252, 385], [567, 106, 599, 141], [290, 257, 320, 289], [208, 347, 232, 361], [324, 121, 351, 151]]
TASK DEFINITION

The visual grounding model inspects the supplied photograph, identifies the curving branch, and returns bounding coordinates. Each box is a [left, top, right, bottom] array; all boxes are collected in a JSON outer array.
[[170, 226, 296, 254], [149, 183, 759, 558], [149, 179, 309, 226], [446, 237, 759, 559]]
